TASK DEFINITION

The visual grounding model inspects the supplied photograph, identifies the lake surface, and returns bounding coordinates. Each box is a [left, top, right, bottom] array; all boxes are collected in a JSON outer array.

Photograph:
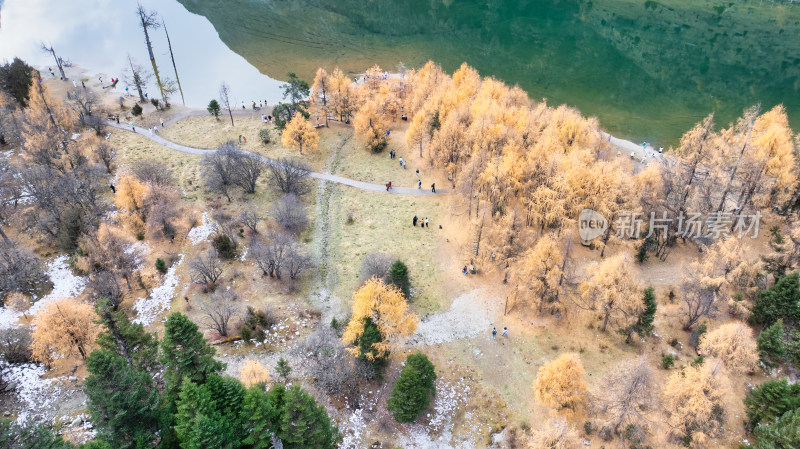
[[2, 0, 799, 146]]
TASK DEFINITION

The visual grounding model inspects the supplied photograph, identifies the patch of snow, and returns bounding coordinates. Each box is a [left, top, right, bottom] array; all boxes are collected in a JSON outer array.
[[28, 256, 87, 317], [339, 408, 365, 449], [133, 254, 184, 325], [0, 306, 21, 329], [0, 360, 66, 424], [395, 377, 475, 449], [70, 133, 81, 140], [238, 246, 248, 262], [127, 241, 149, 270], [188, 212, 214, 245], [407, 289, 494, 346]]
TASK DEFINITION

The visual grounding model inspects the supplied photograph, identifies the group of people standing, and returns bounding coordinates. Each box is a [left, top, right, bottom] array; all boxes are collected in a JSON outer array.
[[412, 215, 429, 228], [386, 151, 436, 193]]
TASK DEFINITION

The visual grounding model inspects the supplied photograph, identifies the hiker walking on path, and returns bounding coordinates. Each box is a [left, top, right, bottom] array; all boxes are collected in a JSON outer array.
[[131, 124, 136, 132], [424, 217, 429, 227], [160, 118, 164, 127], [418, 180, 422, 189], [416, 169, 419, 178], [399, 157, 403, 167], [403, 160, 406, 169], [413, 215, 418, 226], [492, 327, 497, 339], [502, 327, 508, 338], [431, 183, 436, 193]]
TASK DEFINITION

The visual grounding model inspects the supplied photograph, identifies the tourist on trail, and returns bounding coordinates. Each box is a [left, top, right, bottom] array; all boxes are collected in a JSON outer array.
[[502, 327, 508, 338], [149, 127, 153, 135], [154, 126, 159, 134], [81, 81, 86, 89], [492, 327, 497, 339], [413, 215, 418, 226], [424, 217, 429, 227], [462, 265, 468, 275], [399, 157, 403, 166], [385, 182, 390, 191], [431, 183, 436, 193], [416, 169, 419, 178], [131, 124, 136, 132], [238, 135, 242, 143], [388, 180, 392, 190], [160, 118, 164, 127], [243, 136, 247, 143], [418, 180, 422, 189], [115, 116, 120, 124], [403, 160, 407, 169]]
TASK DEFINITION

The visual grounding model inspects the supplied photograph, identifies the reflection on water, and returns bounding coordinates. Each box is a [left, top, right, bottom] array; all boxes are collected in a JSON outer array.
[[0, 0, 283, 107], [176, 0, 800, 146], [1, 0, 798, 145]]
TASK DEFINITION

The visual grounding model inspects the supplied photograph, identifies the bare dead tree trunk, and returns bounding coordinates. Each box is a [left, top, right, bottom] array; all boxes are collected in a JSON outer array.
[[717, 106, 759, 212], [137, 4, 165, 105], [41, 43, 66, 80], [163, 21, 185, 106]]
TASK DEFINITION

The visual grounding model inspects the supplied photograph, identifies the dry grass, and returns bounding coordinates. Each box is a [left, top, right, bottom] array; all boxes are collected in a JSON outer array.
[[326, 185, 447, 316]]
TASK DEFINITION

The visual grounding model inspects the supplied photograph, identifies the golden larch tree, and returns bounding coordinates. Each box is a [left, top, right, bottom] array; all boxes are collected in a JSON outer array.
[[31, 297, 101, 365], [327, 67, 354, 122], [281, 115, 319, 154], [527, 417, 580, 449], [341, 278, 418, 360], [311, 67, 330, 127], [698, 321, 758, 373], [114, 174, 149, 237], [515, 234, 564, 315], [533, 353, 587, 417], [579, 254, 642, 332], [240, 359, 271, 387], [353, 100, 387, 153], [21, 80, 78, 170], [662, 363, 727, 446]]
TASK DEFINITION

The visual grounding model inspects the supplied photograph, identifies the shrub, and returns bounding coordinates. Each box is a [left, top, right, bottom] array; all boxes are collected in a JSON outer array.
[[0, 328, 32, 364], [258, 128, 271, 144], [750, 272, 800, 326], [661, 354, 675, 369], [212, 234, 237, 259], [583, 421, 594, 435], [271, 194, 308, 234], [360, 252, 394, 283], [688, 321, 707, 349], [691, 355, 705, 367], [131, 103, 143, 116], [155, 258, 166, 273], [387, 352, 436, 422], [240, 326, 252, 341], [275, 357, 291, 381]]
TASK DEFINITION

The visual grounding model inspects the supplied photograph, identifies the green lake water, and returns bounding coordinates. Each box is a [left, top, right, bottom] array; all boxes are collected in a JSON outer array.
[[177, 0, 800, 146]]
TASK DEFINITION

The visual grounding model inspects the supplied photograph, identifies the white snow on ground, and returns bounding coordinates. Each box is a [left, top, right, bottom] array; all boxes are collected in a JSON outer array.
[[238, 245, 248, 262], [27, 256, 87, 317], [188, 212, 214, 245], [0, 360, 65, 424], [127, 240, 150, 270], [133, 254, 184, 325], [338, 408, 366, 449], [0, 306, 21, 329], [407, 289, 494, 346]]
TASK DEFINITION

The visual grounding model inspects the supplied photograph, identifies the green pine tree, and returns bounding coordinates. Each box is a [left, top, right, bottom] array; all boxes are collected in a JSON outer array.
[[387, 352, 437, 423], [175, 375, 244, 449], [275, 357, 292, 382], [389, 260, 411, 298], [758, 320, 787, 366], [356, 317, 387, 369], [207, 99, 221, 118], [240, 386, 280, 448], [745, 378, 800, 431], [277, 385, 339, 449], [85, 350, 162, 449], [160, 313, 225, 404], [95, 299, 159, 373], [634, 286, 657, 337], [754, 408, 800, 449], [750, 273, 800, 326]]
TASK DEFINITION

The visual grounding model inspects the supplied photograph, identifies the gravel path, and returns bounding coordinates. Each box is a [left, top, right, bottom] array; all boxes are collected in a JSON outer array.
[[108, 121, 446, 196]]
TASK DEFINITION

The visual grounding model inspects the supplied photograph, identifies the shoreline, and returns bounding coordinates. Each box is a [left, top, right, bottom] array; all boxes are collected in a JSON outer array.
[[43, 63, 663, 165]]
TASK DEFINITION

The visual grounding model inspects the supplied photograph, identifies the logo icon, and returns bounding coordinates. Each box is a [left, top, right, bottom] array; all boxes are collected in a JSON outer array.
[[578, 209, 608, 243]]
